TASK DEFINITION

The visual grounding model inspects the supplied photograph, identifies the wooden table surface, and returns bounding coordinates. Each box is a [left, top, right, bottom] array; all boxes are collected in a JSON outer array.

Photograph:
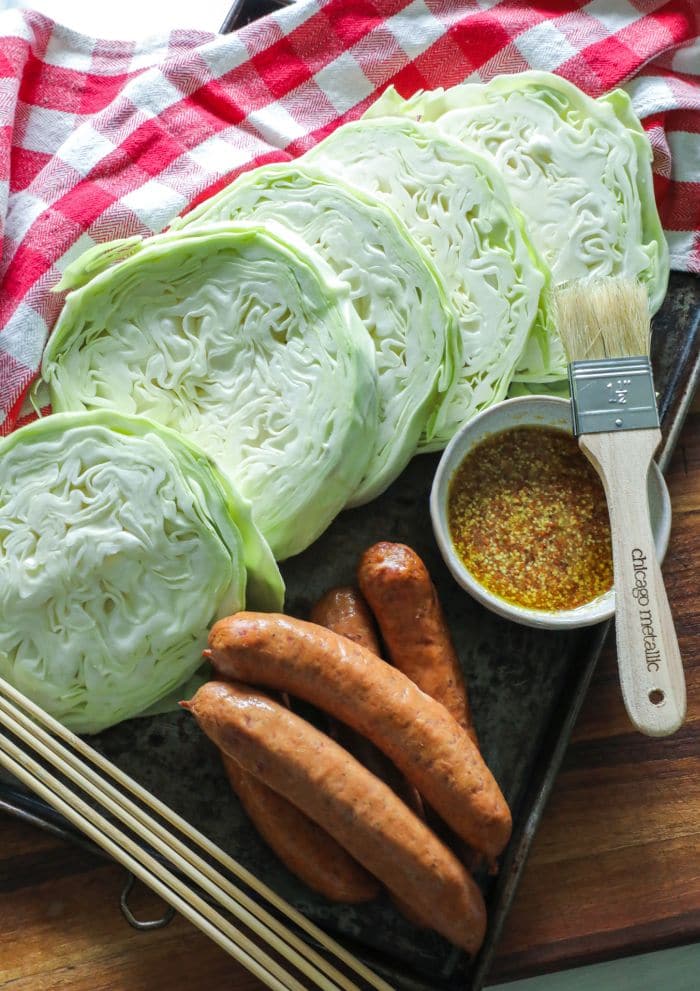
[[1, 395, 698, 991]]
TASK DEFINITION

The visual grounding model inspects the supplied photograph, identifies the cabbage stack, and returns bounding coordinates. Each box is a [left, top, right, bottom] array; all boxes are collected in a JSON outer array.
[[41, 70, 668, 564], [8, 70, 667, 732]]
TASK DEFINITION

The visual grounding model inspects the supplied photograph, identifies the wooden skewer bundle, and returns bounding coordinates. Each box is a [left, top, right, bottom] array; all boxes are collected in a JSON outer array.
[[0, 676, 393, 991]]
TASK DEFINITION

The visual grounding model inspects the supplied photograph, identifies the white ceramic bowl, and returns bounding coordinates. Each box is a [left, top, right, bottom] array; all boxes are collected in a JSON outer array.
[[430, 396, 671, 630]]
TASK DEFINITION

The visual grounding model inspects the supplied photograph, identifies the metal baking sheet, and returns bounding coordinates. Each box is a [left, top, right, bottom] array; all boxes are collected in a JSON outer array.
[[1, 0, 698, 982], [2, 272, 697, 990]]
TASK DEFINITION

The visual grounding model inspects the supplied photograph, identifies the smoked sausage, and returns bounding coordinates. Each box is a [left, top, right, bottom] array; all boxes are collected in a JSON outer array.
[[310, 587, 424, 818], [206, 613, 512, 860], [310, 587, 382, 654], [185, 681, 487, 955], [221, 754, 380, 903], [358, 542, 477, 743]]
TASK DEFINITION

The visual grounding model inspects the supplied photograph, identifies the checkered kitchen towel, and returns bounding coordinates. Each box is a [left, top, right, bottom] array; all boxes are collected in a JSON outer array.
[[1, 0, 699, 434]]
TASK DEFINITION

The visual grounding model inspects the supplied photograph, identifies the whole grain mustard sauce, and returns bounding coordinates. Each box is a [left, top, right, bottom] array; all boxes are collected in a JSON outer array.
[[447, 426, 613, 612]]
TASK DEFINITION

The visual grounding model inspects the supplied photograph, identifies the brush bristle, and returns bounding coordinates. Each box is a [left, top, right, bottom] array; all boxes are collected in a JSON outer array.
[[553, 277, 650, 362]]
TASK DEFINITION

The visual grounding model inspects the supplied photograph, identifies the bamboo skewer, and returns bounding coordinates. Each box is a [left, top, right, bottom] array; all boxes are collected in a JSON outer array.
[[0, 732, 299, 991], [0, 676, 390, 990], [0, 695, 339, 991], [0, 677, 393, 991]]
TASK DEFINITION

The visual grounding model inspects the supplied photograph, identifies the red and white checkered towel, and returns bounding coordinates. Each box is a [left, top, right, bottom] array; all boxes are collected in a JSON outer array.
[[1, 0, 698, 435]]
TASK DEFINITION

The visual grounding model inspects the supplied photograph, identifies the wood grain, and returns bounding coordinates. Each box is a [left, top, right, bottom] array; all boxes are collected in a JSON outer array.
[[1, 401, 698, 991]]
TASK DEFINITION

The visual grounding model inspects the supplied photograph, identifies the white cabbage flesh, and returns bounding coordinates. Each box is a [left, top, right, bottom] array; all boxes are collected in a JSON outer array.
[[42, 224, 378, 560], [0, 411, 284, 734], [366, 73, 669, 381], [304, 118, 546, 449], [172, 162, 461, 505]]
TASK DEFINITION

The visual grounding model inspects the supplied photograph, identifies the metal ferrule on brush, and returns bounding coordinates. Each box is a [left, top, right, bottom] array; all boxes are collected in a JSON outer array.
[[568, 356, 660, 436]]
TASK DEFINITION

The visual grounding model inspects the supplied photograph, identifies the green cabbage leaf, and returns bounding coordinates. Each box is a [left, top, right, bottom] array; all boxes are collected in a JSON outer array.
[[365, 72, 669, 381], [42, 223, 378, 559], [172, 163, 461, 505], [507, 378, 570, 400], [304, 118, 546, 449], [0, 411, 283, 734]]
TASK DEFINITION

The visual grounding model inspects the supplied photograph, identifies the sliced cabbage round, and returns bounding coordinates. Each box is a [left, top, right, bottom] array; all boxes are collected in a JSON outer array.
[[305, 118, 546, 449], [366, 72, 669, 380], [172, 162, 461, 504], [0, 411, 284, 734], [42, 223, 378, 560]]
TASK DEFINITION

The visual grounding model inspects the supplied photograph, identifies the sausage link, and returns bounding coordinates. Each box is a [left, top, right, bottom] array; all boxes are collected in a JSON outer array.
[[311, 587, 424, 819], [310, 587, 382, 654], [221, 753, 380, 903], [207, 613, 511, 860], [185, 681, 487, 954], [311, 586, 428, 926], [358, 542, 477, 743]]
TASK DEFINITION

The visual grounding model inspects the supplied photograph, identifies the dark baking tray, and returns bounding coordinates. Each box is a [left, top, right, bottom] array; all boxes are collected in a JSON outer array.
[[1, 1, 699, 985], [2, 283, 697, 988]]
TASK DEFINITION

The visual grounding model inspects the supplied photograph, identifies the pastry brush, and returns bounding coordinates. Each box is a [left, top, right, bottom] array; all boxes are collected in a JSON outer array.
[[554, 277, 686, 737]]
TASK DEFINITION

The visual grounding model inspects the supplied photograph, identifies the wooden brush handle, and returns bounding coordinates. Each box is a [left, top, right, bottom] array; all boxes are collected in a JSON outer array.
[[580, 428, 686, 737]]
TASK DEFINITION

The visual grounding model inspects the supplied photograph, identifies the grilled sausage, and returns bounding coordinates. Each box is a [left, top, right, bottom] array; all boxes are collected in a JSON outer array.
[[221, 754, 380, 903], [206, 613, 511, 860], [358, 542, 477, 744], [185, 681, 487, 954]]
